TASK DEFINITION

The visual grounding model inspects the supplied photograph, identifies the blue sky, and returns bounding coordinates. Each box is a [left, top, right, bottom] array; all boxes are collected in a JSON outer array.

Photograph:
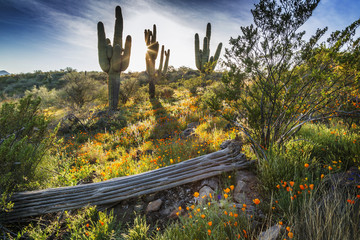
[[0, 0, 359, 74]]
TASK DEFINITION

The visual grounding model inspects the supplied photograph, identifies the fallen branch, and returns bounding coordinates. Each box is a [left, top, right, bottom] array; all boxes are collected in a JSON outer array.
[[2, 145, 252, 222]]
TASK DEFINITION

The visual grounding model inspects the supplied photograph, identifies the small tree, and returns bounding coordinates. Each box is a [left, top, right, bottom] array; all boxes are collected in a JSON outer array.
[[209, 0, 360, 157], [0, 96, 53, 214], [62, 72, 100, 109]]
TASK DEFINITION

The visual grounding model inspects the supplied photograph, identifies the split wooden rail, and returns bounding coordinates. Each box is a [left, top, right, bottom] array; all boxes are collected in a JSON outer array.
[[2, 144, 252, 222]]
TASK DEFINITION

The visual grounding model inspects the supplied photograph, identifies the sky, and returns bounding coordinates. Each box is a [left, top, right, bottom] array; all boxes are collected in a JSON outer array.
[[0, 0, 359, 74]]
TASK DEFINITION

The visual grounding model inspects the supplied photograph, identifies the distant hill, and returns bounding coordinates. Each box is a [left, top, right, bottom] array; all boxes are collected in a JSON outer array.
[[0, 70, 10, 76]]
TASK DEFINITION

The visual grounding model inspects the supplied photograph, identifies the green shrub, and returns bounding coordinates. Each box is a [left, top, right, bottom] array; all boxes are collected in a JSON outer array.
[[122, 215, 151, 240], [119, 77, 139, 104], [0, 95, 52, 212], [25, 85, 60, 108], [18, 206, 119, 240], [61, 72, 103, 110], [208, 0, 360, 158], [157, 86, 174, 100]]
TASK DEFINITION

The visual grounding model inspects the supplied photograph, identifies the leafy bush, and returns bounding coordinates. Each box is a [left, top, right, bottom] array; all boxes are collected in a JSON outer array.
[[207, 0, 360, 157], [61, 72, 104, 110], [25, 85, 60, 108], [0, 95, 52, 212], [157, 86, 174, 100], [119, 77, 139, 104], [18, 206, 119, 240]]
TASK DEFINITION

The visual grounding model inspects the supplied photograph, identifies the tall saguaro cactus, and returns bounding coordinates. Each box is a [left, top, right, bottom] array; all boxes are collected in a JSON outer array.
[[145, 24, 170, 99], [195, 23, 222, 73], [97, 6, 131, 110]]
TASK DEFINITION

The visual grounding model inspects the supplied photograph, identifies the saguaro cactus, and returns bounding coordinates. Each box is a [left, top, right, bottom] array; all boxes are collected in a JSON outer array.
[[195, 23, 222, 73], [97, 6, 131, 110], [145, 24, 170, 99]]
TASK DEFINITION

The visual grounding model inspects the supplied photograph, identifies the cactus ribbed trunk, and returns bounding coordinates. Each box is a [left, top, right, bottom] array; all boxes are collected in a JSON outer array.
[[108, 71, 121, 110], [97, 6, 131, 110], [149, 77, 156, 99]]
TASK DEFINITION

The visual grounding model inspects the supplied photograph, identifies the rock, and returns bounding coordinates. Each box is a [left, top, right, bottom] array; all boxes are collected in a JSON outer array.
[[146, 199, 163, 213], [234, 192, 247, 204], [200, 178, 219, 191], [187, 122, 199, 129], [258, 225, 281, 240], [180, 122, 199, 139], [180, 128, 194, 139], [233, 170, 260, 205], [234, 180, 247, 203], [199, 186, 215, 204], [168, 208, 180, 219]]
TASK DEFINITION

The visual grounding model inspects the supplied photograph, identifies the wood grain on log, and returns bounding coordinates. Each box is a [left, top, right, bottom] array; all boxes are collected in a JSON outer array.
[[2, 146, 252, 222]]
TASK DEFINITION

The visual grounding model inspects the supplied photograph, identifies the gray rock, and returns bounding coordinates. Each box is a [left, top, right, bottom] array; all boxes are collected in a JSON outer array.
[[234, 192, 247, 204], [180, 128, 194, 139], [233, 170, 260, 205], [200, 178, 219, 191], [168, 208, 180, 219], [234, 180, 246, 193], [187, 122, 199, 129], [146, 199, 163, 213], [199, 186, 215, 204], [234, 180, 247, 203], [258, 225, 281, 240]]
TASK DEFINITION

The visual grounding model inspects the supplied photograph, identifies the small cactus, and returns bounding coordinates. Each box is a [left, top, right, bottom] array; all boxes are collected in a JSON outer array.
[[97, 6, 131, 110], [195, 23, 222, 73], [145, 24, 170, 99]]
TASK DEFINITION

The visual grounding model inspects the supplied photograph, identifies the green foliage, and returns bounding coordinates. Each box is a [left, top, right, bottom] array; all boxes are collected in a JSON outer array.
[[297, 123, 360, 170], [97, 6, 132, 109], [207, 0, 360, 157], [157, 191, 254, 240], [61, 72, 104, 109], [122, 215, 151, 240], [119, 77, 139, 104], [0, 95, 51, 213], [157, 86, 174, 100], [18, 207, 119, 240], [194, 23, 222, 73], [25, 85, 60, 108], [288, 180, 360, 240], [257, 138, 315, 193]]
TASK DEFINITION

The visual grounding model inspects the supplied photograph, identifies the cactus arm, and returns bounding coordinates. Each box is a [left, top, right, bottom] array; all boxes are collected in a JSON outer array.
[[120, 35, 132, 72], [145, 29, 151, 45], [163, 49, 170, 74], [152, 24, 157, 43], [97, 22, 110, 72], [206, 23, 211, 43], [113, 6, 123, 48], [202, 37, 209, 65], [213, 42, 222, 63], [158, 45, 164, 73], [195, 33, 201, 71]]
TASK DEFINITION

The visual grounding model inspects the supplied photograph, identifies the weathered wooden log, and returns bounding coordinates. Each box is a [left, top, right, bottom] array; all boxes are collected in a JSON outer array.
[[2, 145, 252, 222]]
